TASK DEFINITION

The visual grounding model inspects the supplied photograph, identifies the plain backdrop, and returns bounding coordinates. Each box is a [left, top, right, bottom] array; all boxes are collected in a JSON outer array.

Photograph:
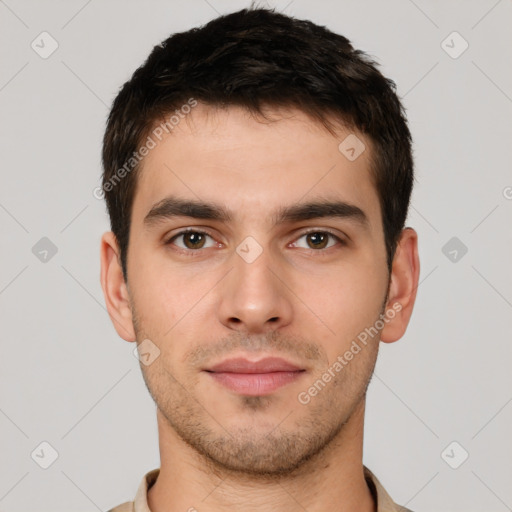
[[0, 1, 511, 511]]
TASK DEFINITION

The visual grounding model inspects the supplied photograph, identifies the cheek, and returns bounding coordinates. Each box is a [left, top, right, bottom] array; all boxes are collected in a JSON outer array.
[[128, 256, 182, 340], [128, 253, 217, 357], [130, 241, 182, 307], [307, 260, 387, 357]]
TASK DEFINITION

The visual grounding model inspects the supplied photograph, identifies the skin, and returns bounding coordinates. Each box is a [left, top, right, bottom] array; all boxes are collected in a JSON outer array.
[[100, 103, 420, 512]]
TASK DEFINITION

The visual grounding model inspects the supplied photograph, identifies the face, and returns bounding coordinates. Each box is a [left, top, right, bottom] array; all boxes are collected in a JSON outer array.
[[108, 103, 403, 476]]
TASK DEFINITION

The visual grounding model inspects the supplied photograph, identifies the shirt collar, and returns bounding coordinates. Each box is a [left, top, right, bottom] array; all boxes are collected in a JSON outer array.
[[363, 466, 412, 512], [127, 466, 410, 512]]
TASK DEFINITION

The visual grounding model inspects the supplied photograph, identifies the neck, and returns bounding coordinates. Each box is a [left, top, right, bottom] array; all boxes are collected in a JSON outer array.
[[147, 399, 375, 512]]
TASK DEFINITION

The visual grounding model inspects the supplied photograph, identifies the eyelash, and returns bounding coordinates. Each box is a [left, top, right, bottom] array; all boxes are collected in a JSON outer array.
[[165, 228, 346, 256]]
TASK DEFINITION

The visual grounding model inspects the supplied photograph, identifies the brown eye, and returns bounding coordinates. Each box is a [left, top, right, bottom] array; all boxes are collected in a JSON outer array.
[[292, 230, 342, 251], [167, 230, 215, 251], [306, 232, 329, 249], [182, 232, 206, 249]]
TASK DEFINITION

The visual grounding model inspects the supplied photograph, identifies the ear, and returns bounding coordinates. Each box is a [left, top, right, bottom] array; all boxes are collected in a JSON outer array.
[[100, 231, 136, 342], [380, 227, 420, 343]]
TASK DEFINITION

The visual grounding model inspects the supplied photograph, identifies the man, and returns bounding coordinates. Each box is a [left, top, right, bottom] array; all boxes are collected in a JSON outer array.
[[100, 6, 419, 512]]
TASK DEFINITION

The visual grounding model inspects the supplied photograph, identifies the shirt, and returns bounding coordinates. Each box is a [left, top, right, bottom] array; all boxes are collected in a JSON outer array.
[[107, 466, 413, 512]]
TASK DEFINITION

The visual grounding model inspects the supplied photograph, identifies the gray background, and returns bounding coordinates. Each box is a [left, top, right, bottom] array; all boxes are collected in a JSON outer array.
[[1, 0, 511, 511]]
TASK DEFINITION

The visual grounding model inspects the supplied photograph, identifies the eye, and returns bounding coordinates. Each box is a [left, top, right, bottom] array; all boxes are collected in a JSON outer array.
[[166, 229, 218, 251], [165, 228, 345, 254], [291, 230, 343, 251]]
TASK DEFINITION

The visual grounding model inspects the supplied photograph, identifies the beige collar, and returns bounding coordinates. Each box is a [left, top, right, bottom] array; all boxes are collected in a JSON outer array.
[[109, 465, 412, 512]]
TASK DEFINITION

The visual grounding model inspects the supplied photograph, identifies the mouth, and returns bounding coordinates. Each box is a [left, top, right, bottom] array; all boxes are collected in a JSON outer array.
[[203, 356, 306, 396]]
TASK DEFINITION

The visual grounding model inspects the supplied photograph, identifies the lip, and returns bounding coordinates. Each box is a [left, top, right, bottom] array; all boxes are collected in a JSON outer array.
[[207, 357, 302, 373], [204, 357, 305, 396]]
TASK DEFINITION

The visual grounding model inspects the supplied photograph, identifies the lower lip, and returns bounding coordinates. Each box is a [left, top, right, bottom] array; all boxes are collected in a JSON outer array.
[[207, 371, 304, 396]]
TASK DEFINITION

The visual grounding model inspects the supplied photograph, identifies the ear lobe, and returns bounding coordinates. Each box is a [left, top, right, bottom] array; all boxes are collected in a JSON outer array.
[[380, 227, 420, 344], [99, 231, 136, 342]]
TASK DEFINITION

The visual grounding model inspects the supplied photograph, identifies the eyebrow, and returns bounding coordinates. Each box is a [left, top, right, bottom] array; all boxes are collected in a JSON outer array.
[[143, 195, 369, 229]]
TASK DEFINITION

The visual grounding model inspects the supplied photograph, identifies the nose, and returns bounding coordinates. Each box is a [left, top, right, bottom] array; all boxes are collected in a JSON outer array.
[[216, 244, 294, 334]]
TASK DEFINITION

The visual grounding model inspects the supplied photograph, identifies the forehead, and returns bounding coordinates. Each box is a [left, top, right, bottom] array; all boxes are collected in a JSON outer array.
[[131, 103, 381, 229]]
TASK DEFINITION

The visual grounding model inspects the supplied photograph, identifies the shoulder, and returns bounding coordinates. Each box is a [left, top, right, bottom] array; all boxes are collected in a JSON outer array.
[[363, 465, 415, 512], [106, 501, 134, 512]]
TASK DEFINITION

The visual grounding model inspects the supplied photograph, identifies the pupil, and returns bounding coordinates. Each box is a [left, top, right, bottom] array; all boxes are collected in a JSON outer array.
[[186, 232, 204, 248], [309, 232, 327, 249]]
